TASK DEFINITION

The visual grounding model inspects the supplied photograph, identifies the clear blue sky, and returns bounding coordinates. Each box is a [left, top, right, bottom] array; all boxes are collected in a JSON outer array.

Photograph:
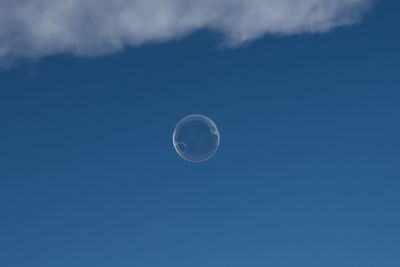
[[0, 1, 399, 266]]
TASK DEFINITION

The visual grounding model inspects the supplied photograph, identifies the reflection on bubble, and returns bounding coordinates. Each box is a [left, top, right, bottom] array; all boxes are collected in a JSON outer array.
[[173, 115, 220, 162]]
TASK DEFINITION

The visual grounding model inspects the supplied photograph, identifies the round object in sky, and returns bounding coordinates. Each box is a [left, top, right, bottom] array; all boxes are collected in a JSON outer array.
[[173, 115, 220, 162]]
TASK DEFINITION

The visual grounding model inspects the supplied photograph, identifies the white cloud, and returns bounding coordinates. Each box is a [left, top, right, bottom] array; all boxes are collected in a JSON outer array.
[[0, 0, 373, 61]]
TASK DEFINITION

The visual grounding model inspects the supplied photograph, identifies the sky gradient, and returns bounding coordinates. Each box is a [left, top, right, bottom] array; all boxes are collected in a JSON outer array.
[[1, 1, 399, 266]]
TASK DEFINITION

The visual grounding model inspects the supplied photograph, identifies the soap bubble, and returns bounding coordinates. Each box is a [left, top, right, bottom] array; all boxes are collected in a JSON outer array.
[[173, 115, 220, 162]]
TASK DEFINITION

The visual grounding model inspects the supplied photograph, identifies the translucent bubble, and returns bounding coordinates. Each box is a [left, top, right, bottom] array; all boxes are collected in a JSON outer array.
[[173, 115, 220, 162]]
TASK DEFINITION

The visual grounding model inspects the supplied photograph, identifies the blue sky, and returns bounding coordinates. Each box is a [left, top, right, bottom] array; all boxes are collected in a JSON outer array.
[[1, 1, 400, 266]]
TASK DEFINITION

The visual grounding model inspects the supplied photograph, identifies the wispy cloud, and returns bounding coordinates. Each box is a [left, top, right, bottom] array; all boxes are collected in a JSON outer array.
[[0, 0, 374, 61]]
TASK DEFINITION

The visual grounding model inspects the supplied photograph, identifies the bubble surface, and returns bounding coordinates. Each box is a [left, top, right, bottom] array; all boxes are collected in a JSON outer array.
[[173, 115, 220, 162]]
